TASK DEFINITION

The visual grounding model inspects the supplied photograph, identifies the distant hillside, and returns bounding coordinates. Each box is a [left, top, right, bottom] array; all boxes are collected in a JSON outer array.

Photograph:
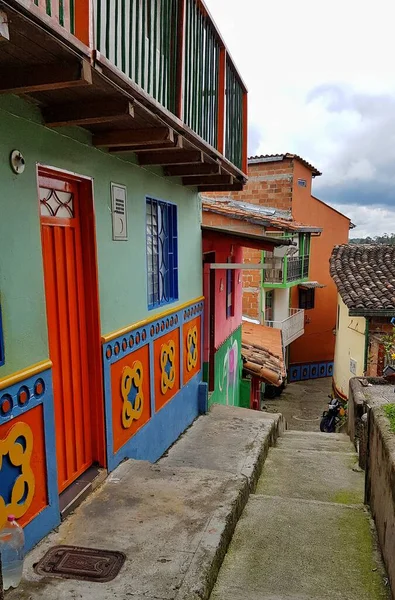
[[350, 233, 395, 245]]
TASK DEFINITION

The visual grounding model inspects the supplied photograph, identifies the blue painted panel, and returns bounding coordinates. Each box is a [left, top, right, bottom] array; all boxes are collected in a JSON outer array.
[[0, 367, 60, 551], [288, 366, 301, 383], [103, 299, 204, 472], [301, 364, 311, 380], [310, 364, 319, 379], [107, 373, 202, 471], [318, 363, 327, 378], [326, 362, 334, 377]]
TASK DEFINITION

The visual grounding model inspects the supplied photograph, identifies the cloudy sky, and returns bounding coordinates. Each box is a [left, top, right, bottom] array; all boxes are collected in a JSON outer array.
[[206, 0, 395, 237]]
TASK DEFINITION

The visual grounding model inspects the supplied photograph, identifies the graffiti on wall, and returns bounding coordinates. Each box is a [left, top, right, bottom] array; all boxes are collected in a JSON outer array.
[[213, 326, 241, 407]]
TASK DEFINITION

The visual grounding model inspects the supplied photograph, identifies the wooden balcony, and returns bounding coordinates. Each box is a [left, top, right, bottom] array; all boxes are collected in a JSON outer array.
[[0, 0, 247, 190]]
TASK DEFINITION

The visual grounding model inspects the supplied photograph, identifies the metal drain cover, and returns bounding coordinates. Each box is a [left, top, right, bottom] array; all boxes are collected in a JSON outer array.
[[34, 545, 126, 583]]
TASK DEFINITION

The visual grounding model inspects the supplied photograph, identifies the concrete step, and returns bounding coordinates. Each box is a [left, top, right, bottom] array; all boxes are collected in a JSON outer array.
[[277, 429, 354, 453], [210, 495, 389, 600], [256, 446, 364, 504], [7, 404, 284, 600]]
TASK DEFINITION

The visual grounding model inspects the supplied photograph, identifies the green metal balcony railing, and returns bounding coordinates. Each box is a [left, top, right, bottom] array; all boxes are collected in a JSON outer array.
[[24, 0, 247, 172], [225, 55, 244, 171], [30, 0, 90, 44], [96, 0, 180, 113], [94, 0, 247, 171], [183, 0, 220, 150]]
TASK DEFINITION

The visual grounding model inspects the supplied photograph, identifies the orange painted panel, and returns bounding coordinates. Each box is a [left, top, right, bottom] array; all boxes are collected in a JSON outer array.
[[0, 405, 47, 529], [111, 345, 151, 453], [154, 330, 180, 412], [40, 174, 93, 493], [183, 317, 201, 385]]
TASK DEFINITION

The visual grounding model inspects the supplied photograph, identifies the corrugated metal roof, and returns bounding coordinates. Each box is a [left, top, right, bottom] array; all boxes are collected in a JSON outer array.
[[248, 153, 322, 177], [201, 196, 322, 234]]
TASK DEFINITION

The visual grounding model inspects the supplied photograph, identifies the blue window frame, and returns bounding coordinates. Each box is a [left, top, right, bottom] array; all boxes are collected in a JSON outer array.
[[146, 197, 178, 310], [0, 301, 4, 366]]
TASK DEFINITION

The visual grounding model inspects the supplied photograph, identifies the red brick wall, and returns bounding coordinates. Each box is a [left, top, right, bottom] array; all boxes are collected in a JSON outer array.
[[242, 247, 261, 321], [206, 159, 294, 211]]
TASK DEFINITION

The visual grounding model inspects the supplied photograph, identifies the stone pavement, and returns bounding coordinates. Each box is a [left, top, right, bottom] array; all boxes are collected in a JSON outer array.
[[6, 405, 284, 600], [210, 430, 390, 600], [263, 377, 332, 431]]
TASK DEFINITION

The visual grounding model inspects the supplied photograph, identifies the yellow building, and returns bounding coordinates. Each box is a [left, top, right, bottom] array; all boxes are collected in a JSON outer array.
[[333, 295, 366, 399], [330, 244, 395, 400]]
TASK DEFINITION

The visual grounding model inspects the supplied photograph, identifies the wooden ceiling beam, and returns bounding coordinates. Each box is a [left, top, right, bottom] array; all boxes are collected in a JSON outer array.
[[43, 99, 135, 128], [183, 175, 234, 187], [198, 182, 244, 192], [164, 163, 221, 177], [0, 9, 9, 42], [94, 127, 175, 149], [0, 59, 92, 95], [138, 150, 204, 166]]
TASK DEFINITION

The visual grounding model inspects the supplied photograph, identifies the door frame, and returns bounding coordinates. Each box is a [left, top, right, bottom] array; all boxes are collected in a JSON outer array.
[[203, 252, 216, 391], [37, 164, 106, 469]]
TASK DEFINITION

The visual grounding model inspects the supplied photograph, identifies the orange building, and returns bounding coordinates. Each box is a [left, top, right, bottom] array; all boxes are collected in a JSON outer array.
[[207, 154, 352, 382]]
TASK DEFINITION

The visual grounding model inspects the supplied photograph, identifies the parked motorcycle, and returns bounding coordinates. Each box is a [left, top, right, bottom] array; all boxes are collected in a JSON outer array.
[[320, 395, 346, 433]]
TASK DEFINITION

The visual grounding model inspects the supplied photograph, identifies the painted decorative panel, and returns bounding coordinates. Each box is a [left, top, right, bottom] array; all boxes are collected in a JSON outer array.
[[154, 331, 180, 412], [111, 344, 151, 453], [0, 364, 59, 550], [0, 405, 47, 529], [102, 298, 204, 471], [183, 316, 201, 385], [288, 361, 334, 382], [209, 326, 242, 408]]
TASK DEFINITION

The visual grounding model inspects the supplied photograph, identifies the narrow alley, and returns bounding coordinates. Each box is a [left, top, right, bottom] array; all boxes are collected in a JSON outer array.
[[210, 381, 390, 600]]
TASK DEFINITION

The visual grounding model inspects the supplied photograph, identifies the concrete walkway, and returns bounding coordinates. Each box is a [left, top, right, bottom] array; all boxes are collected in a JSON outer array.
[[210, 430, 390, 600], [6, 405, 283, 600]]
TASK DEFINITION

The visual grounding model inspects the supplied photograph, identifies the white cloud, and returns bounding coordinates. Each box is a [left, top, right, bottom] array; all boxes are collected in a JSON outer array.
[[329, 204, 395, 238], [206, 0, 395, 235]]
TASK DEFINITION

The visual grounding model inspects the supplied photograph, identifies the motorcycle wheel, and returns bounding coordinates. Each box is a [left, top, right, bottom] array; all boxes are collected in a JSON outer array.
[[320, 415, 335, 433]]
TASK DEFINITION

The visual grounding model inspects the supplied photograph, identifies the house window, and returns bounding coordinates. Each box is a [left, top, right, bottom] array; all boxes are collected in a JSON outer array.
[[226, 258, 235, 318], [299, 287, 315, 310], [146, 198, 178, 310], [298, 178, 307, 187]]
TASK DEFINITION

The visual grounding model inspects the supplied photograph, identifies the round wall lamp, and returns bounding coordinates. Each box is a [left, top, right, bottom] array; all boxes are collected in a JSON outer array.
[[10, 150, 26, 174]]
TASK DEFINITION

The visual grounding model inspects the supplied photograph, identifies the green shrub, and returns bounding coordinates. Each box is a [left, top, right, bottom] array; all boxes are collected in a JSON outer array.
[[383, 404, 395, 433]]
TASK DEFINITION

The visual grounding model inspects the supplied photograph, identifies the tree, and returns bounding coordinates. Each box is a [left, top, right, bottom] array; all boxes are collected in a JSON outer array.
[[350, 233, 395, 245]]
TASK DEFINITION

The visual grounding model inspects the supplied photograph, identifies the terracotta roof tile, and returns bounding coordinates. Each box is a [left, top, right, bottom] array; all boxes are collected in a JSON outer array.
[[330, 244, 395, 315], [241, 322, 285, 386], [247, 153, 322, 176]]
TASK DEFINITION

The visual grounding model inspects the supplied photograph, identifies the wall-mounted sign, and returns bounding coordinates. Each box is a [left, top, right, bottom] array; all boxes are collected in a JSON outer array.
[[111, 183, 128, 241], [350, 358, 357, 375]]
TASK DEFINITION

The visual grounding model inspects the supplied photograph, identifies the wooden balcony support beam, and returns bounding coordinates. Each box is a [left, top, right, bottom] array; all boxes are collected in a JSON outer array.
[[94, 127, 174, 149], [0, 9, 9, 41], [0, 59, 92, 95], [183, 174, 233, 187], [44, 99, 135, 128], [138, 150, 204, 167], [198, 182, 244, 192], [164, 163, 221, 177]]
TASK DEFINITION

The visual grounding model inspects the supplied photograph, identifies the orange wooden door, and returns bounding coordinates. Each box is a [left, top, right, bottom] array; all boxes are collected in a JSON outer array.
[[39, 172, 93, 493]]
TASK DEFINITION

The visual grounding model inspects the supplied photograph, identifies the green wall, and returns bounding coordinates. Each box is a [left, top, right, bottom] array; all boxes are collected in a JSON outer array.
[[0, 96, 202, 376], [209, 326, 242, 408]]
